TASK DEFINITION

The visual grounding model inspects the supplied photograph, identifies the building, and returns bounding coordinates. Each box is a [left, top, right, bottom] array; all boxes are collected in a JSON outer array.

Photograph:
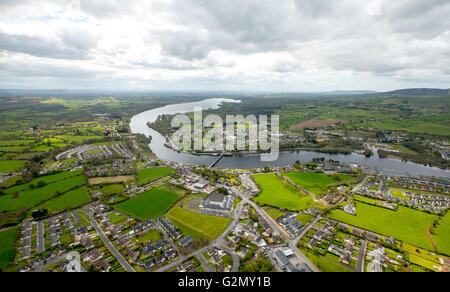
[[179, 235, 193, 248], [199, 193, 235, 214]]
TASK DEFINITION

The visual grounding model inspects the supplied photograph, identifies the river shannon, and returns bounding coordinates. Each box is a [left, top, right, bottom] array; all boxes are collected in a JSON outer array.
[[130, 98, 450, 180]]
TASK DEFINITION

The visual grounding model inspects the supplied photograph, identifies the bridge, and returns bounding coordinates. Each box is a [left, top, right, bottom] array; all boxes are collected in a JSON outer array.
[[208, 151, 225, 169]]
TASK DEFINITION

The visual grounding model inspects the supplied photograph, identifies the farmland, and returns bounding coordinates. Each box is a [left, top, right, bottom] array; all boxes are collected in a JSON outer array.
[[88, 176, 135, 185], [281, 172, 355, 195], [432, 212, 450, 256], [35, 186, 91, 214], [0, 175, 86, 212], [0, 226, 19, 270], [167, 207, 232, 240], [328, 202, 438, 251], [253, 173, 324, 211], [137, 167, 175, 186], [116, 187, 182, 220], [0, 160, 26, 173]]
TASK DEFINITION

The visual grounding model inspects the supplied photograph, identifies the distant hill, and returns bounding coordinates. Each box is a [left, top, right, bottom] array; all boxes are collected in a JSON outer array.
[[385, 88, 450, 96]]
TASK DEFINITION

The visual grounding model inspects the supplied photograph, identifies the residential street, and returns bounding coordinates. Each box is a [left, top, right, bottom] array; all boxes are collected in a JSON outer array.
[[81, 209, 135, 272]]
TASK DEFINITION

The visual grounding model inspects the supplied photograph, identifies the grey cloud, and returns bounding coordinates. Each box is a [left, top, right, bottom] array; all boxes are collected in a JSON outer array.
[[0, 31, 97, 60]]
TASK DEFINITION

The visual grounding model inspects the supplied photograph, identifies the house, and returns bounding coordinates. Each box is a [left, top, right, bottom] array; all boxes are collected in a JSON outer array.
[[254, 237, 267, 248], [80, 237, 95, 249], [82, 249, 103, 262], [179, 235, 193, 248], [93, 259, 111, 272]]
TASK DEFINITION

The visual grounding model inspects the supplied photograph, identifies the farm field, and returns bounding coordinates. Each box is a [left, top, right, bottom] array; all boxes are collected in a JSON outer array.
[[35, 186, 91, 214], [0, 160, 26, 173], [137, 167, 175, 186], [88, 176, 135, 185], [116, 187, 181, 220], [0, 226, 19, 270], [432, 212, 450, 256], [4, 170, 83, 194], [328, 202, 438, 251], [253, 173, 324, 211], [0, 175, 86, 212], [167, 207, 232, 240], [281, 172, 355, 195]]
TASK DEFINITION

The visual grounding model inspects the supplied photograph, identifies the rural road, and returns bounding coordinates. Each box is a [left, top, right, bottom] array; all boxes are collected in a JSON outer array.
[[81, 209, 135, 272]]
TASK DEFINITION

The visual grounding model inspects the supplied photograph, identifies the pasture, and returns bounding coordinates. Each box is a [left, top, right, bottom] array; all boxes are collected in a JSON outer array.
[[0, 160, 26, 173], [116, 188, 181, 220], [0, 175, 86, 212], [35, 186, 91, 213], [328, 202, 438, 251], [0, 226, 19, 270], [137, 167, 175, 186], [253, 173, 324, 211], [432, 212, 450, 256], [282, 172, 355, 195]]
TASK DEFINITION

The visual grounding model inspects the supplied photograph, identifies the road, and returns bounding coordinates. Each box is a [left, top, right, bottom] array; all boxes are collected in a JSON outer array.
[[351, 175, 370, 193], [36, 221, 45, 254], [293, 216, 320, 243], [81, 209, 135, 272], [156, 203, 243, 272], [223, 248, 240, 272], [234, 189, 319, 272], [357, 240, 367, 272]]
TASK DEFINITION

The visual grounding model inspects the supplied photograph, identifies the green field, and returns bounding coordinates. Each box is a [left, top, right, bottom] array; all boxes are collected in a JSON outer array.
[[0, 226, 19, 270], [328, 202, 438, 251], [137, 230, 162, 244], [299, 246, 354, 272], [5, 169, 83, 194], [432, 212, 450, 256], [0, 175, 86, 212], [101, 184, 124, 196], [282, 172, 355, 195], [167, 207, 232, 240], [253, 173, 324, 211], [0, 140, 34, 147], [263, 207, 286, 220], [137, 167, 175, 186], [35, 186, 91, 213], [116, 188, 181, 220], [0, 160, 26, 173]]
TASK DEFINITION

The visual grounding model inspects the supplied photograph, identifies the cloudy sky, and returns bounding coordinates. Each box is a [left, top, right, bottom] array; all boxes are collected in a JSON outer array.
[[0, 0, 449, 91]]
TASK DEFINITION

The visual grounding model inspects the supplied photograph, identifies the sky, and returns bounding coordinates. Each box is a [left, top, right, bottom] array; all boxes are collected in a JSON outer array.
[[0, 0, 449, 92]]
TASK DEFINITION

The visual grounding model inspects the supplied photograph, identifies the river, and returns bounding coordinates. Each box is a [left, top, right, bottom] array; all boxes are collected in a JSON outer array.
[[130, 98, 450, 180]]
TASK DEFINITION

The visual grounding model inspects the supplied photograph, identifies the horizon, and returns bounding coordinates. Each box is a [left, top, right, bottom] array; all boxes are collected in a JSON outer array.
[[0, 0, 449, 91]]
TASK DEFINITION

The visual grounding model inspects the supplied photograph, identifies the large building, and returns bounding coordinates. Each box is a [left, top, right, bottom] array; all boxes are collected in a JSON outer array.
[[199, 193, 235, 214]]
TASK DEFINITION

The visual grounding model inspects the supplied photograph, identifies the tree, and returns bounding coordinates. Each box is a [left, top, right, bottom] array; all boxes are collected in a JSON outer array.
[[36, 181, 46, 188]]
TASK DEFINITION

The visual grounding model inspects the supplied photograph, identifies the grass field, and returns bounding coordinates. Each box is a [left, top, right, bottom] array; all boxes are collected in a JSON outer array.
[[432, 212, 450, 256], [263, 207, 286, 220], [328, 202, 438, 251], [167, 207, 232, 240], [0, 226, 19, 270], [0, 175, 86, 212], [137, 230, 162, 244], [299, 246, 354, 272], [5, 170, 83, 194], [282, 172, 354, 195], [101, 184, 124, 196], [296, 213, 314, 226], [0, 160, 26, 173], [137, 167, 175, 186], [116, 188, 181, 220], [35, 186, 91, 213], [253, 173, 324, 211]]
